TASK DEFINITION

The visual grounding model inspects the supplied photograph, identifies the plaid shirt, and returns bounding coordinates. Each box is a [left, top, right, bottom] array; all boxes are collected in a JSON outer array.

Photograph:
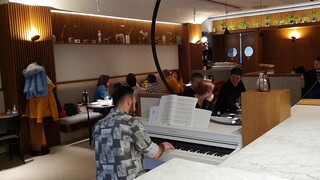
[[146, 82, 164, 94]]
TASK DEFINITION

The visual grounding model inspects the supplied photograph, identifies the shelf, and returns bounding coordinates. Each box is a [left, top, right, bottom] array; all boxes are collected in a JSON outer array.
[[53, 42, 178, 46]]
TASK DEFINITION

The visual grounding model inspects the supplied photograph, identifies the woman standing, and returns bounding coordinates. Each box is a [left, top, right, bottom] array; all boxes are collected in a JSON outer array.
[[94, 75, 110, 101]]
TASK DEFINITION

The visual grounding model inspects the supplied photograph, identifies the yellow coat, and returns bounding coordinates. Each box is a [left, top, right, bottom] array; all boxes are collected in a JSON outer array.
[[163, 76, 180, 94], [26, 81, 59, 123]]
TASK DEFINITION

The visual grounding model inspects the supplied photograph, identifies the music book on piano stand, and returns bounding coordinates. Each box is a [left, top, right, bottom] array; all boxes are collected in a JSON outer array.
[[149, 95, 211, 128]]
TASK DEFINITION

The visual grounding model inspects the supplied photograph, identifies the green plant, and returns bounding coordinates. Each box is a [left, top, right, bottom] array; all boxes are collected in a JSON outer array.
[[230, 24, 237, 30], [265, 15, 271, 23], [220, 21, 227, 28], [274, 20, 284, 26], [253, 22, 259, 28], [239, 21, 249, 29], [300, 16, 309, 23], [286, 15, 298, 24], [312, 10, 318, 18]]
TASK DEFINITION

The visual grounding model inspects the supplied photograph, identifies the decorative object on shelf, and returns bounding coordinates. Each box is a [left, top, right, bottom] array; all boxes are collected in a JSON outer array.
[[300, 16, 309, 23], [139, 30, 148, 43], [92, 39, 96, 44], [176, 36, 181, 45], [265, 15, 271, 27], [125, 28, 135, 44], [256, 64, 274, 92], [74, 39, 81, 43], [83, 39, 89, 43], [98, 30, 102, 43], [253, 22, 259, 28], [286, 15, 298, 25], [274, 19, 284, 26], [68, 37, 74, 43], [239, 21, 249, 29], [220, 21, 227, 31], [115, 33, 125, 44], [230, 23, 237, 30], [312, 10, 317, 22]]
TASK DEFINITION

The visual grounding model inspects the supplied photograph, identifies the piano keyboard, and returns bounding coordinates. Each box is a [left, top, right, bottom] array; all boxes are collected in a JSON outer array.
[[144, 137, 237, 169]]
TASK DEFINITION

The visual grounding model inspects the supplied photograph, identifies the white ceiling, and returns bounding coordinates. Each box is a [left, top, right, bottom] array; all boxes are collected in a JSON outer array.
[[5, 0, 319, 24]]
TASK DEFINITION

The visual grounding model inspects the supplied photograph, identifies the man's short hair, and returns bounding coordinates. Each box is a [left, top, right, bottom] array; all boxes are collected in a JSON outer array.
[[112, 86, 134, 107], [191, 72, 204, 80], [146, 74, 157, 83], [162, 69, 170, 78], [230, 67, 243, 76], [126, 73, 137, 87]]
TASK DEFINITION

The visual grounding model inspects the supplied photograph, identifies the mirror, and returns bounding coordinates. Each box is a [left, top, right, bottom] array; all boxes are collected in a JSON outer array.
[[227, 48, 237, 58], [244, 46, 254, 57]]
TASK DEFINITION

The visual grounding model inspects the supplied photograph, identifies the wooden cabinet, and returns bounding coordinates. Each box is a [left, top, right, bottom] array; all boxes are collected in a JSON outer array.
[[242, 89, 291, 147]]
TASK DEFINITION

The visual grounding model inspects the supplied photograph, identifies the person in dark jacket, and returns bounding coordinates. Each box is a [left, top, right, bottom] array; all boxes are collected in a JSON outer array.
[[214, 67, 246, 113], [303, 57, 320, 98]]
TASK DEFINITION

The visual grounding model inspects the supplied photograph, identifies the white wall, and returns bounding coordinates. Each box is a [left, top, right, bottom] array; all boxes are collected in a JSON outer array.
[[54, 44, 179, 103]]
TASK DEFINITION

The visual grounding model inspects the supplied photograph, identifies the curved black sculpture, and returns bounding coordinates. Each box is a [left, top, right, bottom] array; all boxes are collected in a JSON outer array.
[[151, 0, 174, 94]]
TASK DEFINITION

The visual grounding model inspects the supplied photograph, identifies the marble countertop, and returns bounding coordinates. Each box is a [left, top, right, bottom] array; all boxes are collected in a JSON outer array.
[[220, 105, 320, 180], [136, 158, 288, 180], [137, 105, 320, 180]]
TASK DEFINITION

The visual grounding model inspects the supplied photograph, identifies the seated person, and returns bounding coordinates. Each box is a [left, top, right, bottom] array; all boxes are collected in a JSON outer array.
[[171, 69, 185, 94], [195, 81, 215, 112], [93, 74, 110, 101], [93, 86, 174, 179], [180, 72, 204, 97], [126, 73, 146, 96], [162, 69, 180, 94], [146, 74, 164, 93], [214, 67, 246, 113], [303, 57, 320, 98]]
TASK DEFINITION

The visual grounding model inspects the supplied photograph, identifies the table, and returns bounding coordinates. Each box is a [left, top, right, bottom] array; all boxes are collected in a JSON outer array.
[[82, 103, 113, 144]]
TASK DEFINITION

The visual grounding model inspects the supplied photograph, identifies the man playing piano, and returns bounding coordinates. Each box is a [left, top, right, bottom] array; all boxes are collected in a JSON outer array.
[[93, 86, 174, 180]]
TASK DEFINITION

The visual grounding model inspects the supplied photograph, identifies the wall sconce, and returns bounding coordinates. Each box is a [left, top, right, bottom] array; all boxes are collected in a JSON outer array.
[[31, 35, 40, 42], [289, 30, 300, 42], [201, 36, 208, 43], [291, 36, 296, 42]]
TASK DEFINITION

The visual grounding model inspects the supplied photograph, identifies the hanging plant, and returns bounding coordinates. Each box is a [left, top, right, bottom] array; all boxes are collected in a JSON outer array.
[[253, 22, 260, 28], [239, 21, 249, 29], [312, 10, 317, 22], [265, 15, 271, 27], [286, 15, 298, 24]]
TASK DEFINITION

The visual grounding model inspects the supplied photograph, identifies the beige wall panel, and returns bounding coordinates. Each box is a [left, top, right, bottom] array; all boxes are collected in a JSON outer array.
[[54, 44, 179, 82]]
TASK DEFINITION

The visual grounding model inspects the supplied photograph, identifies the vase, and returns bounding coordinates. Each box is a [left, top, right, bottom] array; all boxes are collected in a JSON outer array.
[[256, 72, 271, 92]]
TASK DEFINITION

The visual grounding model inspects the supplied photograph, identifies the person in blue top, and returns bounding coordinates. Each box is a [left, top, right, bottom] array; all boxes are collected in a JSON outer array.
[[94, 74, 110, 102]]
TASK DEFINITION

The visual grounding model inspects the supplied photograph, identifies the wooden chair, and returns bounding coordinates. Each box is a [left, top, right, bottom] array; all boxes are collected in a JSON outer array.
[[0, 114, 25, 164]]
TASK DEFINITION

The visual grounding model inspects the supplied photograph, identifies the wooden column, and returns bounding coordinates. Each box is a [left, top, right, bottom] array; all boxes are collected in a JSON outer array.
[[0, 3, 59, 153], [179, 23, 202, 82], [242, 89, 291, 147]]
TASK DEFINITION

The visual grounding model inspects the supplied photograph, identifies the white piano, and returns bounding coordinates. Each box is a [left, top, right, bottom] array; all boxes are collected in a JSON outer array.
[[140, 117, 242, 169]]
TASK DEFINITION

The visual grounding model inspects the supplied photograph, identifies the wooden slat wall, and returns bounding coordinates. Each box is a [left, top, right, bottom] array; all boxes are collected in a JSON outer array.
[[0, 3, 60, 154], [51, 13, 182, 44]]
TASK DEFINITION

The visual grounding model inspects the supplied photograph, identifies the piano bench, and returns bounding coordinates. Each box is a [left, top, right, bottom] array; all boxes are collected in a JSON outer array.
[[59, 112, 103, 133]]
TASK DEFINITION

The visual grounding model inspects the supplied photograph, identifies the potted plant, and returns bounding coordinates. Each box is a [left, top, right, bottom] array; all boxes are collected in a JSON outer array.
[[230, 23, 237, 30], [274, 20, 284, 26], [253, 22, 259, 28], [312, 10, 317, 22], [220, 21, 227, 30], [286, 15, 298, 24], [265, 15, 271, 27], [300, 16, 309, 23], [239, 21, 249, 29]]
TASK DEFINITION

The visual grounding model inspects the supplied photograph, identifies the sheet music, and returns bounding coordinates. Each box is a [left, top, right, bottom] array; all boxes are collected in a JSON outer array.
[[158, 95, 198, 126]]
